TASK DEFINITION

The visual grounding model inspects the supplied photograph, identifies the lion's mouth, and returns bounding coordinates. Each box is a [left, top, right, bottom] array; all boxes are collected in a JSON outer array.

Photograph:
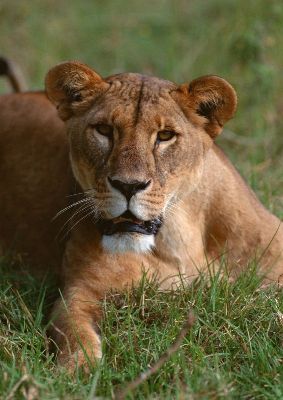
[[98, 211, 163, 236]]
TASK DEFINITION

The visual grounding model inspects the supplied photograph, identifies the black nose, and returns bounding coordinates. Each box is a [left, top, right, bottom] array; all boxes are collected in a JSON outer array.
[[108, 177, 151, 201]]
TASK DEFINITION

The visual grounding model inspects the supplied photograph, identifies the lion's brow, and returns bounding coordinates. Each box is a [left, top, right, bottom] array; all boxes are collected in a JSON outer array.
[[133, 77, 145, 126]]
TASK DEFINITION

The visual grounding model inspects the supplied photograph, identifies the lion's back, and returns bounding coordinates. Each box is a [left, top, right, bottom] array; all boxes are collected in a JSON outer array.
[[0, 92, 72, 274]]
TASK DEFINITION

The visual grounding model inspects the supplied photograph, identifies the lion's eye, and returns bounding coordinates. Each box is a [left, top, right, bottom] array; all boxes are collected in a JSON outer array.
[[156, 130, 176, 143], [93, 124, 113, 138]]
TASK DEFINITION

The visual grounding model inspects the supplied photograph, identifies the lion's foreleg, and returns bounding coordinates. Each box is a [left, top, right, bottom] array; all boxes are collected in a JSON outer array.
[[50, 252, 145, 373], [50, 286, 103, 373]]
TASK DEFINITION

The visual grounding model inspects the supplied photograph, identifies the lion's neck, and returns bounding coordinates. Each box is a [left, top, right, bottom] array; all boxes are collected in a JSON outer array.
[[157, 144, 281, 273], [200, 145, 276, 229]]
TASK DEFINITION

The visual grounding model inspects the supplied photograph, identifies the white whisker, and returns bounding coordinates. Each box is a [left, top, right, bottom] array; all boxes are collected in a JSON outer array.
[[62, 208, 97, 240], [56, 200, 95, 239], [165, 198, 189, 220], [67, 188, 97, 198], [53, 197, 92, 220]]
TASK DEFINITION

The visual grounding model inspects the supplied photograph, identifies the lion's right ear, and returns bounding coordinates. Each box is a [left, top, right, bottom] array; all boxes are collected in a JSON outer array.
[[45, 61, 108, 121]]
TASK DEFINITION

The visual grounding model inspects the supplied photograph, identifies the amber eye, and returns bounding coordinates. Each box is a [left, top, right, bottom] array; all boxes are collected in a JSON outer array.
[[156, 130, 176, 143], [93, 123, 113, 138]]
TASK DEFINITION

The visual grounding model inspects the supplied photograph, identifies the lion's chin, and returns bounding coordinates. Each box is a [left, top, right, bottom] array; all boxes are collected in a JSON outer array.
[[101, 233, 155, 254]]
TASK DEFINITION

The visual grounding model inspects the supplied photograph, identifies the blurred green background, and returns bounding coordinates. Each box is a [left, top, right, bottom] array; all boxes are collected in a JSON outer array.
[[1, 0, 282, 215]]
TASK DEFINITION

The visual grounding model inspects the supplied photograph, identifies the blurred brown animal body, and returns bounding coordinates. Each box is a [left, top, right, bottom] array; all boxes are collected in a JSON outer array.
[[0, 62, 282, 371]]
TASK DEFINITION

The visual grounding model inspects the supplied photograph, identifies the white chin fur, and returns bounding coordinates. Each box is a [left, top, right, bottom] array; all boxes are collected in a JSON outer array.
[[102, 233, 155, 253]]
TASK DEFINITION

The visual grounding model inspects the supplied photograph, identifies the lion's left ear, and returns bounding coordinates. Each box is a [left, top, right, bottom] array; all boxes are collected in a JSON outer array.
[[174, 75, 237, 139], [45, 61, 109, 121]]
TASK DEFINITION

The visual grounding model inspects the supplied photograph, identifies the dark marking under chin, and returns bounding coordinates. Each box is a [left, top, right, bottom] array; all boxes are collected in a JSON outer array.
[[97, 215, 163, 236]]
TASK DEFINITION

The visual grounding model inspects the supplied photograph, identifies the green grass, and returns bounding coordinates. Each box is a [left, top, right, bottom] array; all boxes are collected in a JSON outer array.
[[0, 0, 283, 398], [1, 262, 282, 399]]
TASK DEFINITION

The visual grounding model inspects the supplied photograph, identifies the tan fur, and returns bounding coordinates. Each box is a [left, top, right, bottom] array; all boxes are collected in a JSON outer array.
[[0, 62, 282, 372]]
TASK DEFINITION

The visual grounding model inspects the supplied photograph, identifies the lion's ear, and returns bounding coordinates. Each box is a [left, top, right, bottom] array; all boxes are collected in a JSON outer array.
[[175, 75, 237, 139], [45, 61, 108, 121]]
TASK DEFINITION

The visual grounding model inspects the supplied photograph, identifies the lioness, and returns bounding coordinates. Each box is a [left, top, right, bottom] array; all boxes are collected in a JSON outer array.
[[0, 61, 282, 371]]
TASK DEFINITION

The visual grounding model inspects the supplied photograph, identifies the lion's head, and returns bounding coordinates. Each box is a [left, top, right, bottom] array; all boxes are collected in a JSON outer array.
[[45, 62, 237, 253]]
